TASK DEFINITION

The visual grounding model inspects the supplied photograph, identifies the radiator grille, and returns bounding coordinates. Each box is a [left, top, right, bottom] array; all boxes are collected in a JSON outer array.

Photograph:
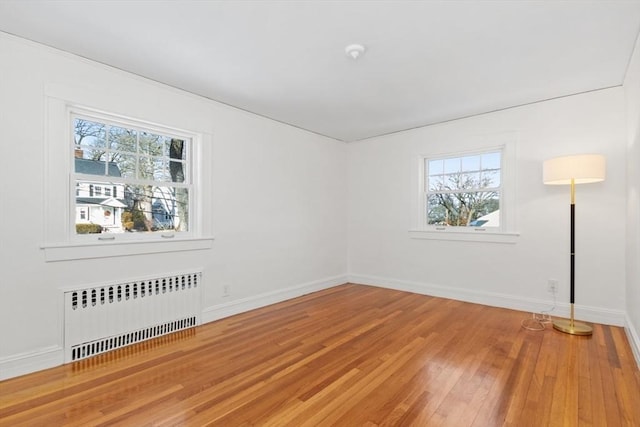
[[64, 272, 201, 362]]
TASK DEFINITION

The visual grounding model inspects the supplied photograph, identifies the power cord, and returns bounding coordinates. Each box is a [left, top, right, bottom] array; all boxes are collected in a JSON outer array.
[[521, 288, 557, 331]]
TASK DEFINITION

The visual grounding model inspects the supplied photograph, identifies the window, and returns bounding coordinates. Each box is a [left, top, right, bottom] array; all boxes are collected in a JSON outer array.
[[42, 88, 213, 261], [410, 139, 518, 244], [426, 150, 501, 228], [72, 112, 191, 238]]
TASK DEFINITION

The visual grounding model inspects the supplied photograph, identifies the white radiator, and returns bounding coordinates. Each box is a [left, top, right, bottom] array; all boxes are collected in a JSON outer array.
[[64, 272, 201, 362]]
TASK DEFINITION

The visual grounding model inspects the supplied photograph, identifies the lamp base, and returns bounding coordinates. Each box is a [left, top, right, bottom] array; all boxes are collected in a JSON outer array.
[[552, 318, 593, 336]]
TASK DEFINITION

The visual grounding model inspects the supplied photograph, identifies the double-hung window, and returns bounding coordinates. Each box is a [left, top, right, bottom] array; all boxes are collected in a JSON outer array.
[[71, 111, 192, 239], [42, 87, 213, 262], [425, 150, 502, 228], [411, 140, 518, 243]]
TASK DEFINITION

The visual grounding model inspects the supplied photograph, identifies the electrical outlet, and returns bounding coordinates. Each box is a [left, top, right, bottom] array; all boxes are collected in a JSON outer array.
[[547, 279, 558, 294], [222, 284, 231, 297]]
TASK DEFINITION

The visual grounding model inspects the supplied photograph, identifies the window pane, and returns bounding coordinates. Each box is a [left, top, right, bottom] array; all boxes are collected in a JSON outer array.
[[168, 138, 187, 161], [169, 160, 186, 183], [444, 158, 460, 174], [138, 156, 157, 180], [427, 191, 499, 227], [74, 118, 106, 149], [461, 155, 480, 172], [112, 153, 137, 179], [428, 174, 444, 190], [153, 159, 168, 181], [75, 157, 106, 176], [481, 152, 501, 170], [461, 172, 481, 189], [441, 171, 481, 191], [124, 185, 189, 232], [139, 132, 166, 157], [75, 179, 127, 234], [428, 159, 443, 175], [108, 125, 137, 153], [481, 169, 501, 188], [75, 182, 189, 233]]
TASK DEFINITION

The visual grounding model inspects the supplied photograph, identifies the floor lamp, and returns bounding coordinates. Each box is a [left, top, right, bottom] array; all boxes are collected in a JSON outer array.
[[543, 154, 606, 336]]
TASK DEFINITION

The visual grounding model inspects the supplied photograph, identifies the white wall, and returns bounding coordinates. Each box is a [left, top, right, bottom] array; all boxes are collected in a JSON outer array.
[[624, 32, 640, 365], [0, 33, 348, 379], [347, 88, 628, 325]]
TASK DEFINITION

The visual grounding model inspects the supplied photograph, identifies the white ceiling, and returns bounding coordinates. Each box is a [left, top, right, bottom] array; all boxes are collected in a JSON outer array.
[[1, 0, 640, 142]]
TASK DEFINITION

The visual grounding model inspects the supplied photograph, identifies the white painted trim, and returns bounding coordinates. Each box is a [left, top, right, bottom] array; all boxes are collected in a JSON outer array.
[[625, 313, 640, 369], [348, 274, 626, 327], [0, 346, 64, 381], [42, 237, 214, 262], [408, 229, 520, 244], [202, 275, 348, 324], [42, 87, 215, 262], [2, 276, 628, 381]]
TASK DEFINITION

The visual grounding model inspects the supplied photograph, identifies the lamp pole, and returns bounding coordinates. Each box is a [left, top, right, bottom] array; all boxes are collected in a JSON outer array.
[[552, 177, 592, 335]]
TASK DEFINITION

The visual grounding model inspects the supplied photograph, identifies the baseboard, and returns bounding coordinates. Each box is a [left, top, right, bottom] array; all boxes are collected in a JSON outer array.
[[0, 275, 347, 381], [348, 274, 626, 327], [3, 275, 626, 381], [625, 314, 640, 369], [201, 274, 348, 324], [0, 345, 63, 381]]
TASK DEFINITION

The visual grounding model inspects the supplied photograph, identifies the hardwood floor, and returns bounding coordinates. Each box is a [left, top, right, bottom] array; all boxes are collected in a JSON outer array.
[[1, 284, 639, 426]]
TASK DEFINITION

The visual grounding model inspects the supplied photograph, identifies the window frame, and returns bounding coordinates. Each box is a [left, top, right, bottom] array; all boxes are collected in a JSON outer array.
[[42, 89, 214, 262], [409, 136, 519, 244]]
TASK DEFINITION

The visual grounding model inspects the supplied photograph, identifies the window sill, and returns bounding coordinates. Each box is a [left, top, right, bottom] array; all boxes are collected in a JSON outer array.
[[408, 229, 519, 244], [41, 236, 214, 262]]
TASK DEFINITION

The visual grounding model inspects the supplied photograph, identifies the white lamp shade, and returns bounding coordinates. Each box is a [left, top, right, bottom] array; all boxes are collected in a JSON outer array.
[[543, 154, 606, 185]]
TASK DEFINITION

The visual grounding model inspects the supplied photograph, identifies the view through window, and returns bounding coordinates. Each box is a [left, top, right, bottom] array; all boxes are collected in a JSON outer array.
[[426, 150, 501, 228], [72, 115, 191, 236]]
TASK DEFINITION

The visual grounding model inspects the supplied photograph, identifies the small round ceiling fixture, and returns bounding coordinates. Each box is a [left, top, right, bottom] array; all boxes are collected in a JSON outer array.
[[345, 44, 366, 60]]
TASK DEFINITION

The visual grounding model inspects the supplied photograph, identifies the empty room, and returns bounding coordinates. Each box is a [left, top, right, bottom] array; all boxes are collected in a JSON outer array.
[[1, 1, 639, 425]]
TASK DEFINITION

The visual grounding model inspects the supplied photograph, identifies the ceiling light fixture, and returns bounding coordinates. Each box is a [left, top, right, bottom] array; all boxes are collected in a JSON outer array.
[[345, 44, 366, 60]]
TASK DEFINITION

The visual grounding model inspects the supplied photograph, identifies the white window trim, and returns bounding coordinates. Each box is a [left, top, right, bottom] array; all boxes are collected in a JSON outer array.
[[42, 86, 214, 262], [409, 133, 519, 244]]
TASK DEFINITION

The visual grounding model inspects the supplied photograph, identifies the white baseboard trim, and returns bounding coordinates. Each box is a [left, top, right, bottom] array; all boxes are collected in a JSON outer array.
[[0, 345, 63, 381], [0, 275, 348, 381], [624, 314, 640, 369], [3, 276, 627, 381], [201, 274, 348, 324], [349, 274, 626, 327]]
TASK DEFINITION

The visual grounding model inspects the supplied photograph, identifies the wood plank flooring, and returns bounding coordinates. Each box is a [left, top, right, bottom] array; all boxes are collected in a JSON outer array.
[[1, 284, 639, 426]]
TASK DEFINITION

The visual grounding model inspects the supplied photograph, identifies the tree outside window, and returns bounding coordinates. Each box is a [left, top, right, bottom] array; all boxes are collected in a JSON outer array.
[[426, 151, 501, 227]]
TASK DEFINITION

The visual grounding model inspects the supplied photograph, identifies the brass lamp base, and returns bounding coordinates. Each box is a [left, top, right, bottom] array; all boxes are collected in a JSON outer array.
[[552, 318, 593, 336]]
